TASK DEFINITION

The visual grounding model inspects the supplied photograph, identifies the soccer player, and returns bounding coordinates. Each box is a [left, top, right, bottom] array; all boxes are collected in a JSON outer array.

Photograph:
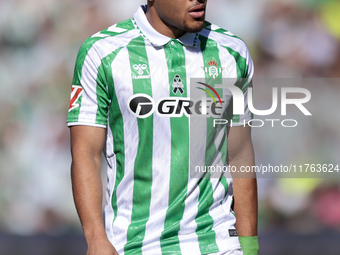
[[68, 0, 258, 255]]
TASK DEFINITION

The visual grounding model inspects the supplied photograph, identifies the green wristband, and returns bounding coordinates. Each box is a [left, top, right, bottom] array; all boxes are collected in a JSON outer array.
[[239, 236, 259, 255]]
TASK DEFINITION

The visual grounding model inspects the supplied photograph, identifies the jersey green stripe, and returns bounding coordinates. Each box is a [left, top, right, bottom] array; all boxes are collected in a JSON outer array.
[[193, 35, 221, 254], [217, 127, 228, 169], [200, 35, 224, 165], [68, 36, 104, 122], [68, 21, 135, 123], [220, 176, 229, 205], [96, 47, 125, 229], [116, 19, 135, 30], [72, 37, 103, 86], [94, 24, 135, 124], [124, 36, 153, 255], [95, 63, 111, 125], [160, 40, 189, 254], [204, 21, 243, 41], [222, 46, 249, 81], [222, 46, 250, 122], [101, 19, 135, 36]]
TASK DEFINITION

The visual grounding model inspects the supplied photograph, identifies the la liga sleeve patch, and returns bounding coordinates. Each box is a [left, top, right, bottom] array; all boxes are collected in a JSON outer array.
[[68, 85, 83, 112]]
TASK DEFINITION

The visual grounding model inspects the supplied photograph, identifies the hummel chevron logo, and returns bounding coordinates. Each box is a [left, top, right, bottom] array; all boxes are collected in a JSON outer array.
[[133, 64, 147, 75], [132, 64, 150, 79]]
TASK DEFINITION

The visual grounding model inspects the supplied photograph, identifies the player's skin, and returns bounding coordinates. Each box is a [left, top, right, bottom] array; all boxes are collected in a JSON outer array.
[[146, 0, 207, 38], [70, 0, 257, 254], [227, 126, 258, 238]]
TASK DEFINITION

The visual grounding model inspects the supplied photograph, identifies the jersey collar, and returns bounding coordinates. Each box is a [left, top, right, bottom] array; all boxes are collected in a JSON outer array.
[[133, 5, 198, 47]]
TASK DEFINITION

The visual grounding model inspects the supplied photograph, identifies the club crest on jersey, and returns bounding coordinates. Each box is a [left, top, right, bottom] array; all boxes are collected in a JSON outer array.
[[172, 74, 184, 95], [132, 64, 150, 79], [69, 85, 83, 112], [202, 58, 224, 79]]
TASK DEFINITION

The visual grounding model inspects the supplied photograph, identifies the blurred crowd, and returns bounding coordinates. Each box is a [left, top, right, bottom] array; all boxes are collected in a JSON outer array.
[[0, 0, 339, 237], [254, 0, 340, 78]]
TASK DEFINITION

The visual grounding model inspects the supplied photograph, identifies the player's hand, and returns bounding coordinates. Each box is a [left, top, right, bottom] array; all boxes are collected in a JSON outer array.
[[86, 237, 119, 255]]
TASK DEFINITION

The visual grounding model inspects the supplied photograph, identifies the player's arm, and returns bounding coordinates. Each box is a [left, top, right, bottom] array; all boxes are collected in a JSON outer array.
[[70, 125, 118, 255], [227, 125, 258, 254]]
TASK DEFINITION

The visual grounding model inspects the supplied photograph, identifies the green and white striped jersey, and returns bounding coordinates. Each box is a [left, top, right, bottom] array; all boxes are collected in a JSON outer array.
[[67, 5, 254, 255]]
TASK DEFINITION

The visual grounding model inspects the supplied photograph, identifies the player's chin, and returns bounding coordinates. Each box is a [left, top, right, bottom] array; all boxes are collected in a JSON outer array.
[[183, 19, 205, 33]]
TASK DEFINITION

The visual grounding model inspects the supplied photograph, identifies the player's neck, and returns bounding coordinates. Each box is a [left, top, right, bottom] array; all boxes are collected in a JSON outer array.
[[145, 5, 186, 39]]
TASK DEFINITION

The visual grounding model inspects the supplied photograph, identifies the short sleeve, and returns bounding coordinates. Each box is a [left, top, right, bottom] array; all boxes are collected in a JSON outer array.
[[226, 46, 254, 126], [67, 40, 110, 128]]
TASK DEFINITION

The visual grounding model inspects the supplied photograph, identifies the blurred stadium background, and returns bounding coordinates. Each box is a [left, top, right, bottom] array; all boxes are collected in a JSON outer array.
[[0, 0, 340, 254]]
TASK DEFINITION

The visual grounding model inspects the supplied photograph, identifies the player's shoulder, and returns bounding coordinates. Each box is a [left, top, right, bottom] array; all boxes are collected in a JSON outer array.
[[200, 21, 249, 50], [78, 18, 138, 56]]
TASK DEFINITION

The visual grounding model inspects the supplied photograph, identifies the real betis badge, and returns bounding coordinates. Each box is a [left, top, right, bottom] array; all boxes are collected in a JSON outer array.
[[202, 58, 224, 79], [172, 74, 184, 95]]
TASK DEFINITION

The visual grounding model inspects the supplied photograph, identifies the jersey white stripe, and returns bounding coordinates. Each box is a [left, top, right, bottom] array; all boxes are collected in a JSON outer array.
[[78, 51, 100, 124], [219, 44, 238, 79], [91, 32, 110, 38], [108, 24, 128, 33], [141, 44, 171, 254], [110, 47, 138, 255], [67, 122, 106, 128], [77, 30, 139, 126], [208, 178, 232, 253], [105, 124, 117, 242], [177, 47, 207, 255], [219, 44, 250, 126], [213, 178, 240, 252], [203, 29, 249, 60]]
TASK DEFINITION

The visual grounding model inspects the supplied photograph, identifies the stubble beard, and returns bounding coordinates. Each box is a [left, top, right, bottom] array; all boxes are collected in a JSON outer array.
[[182, 19, 205, 33]]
